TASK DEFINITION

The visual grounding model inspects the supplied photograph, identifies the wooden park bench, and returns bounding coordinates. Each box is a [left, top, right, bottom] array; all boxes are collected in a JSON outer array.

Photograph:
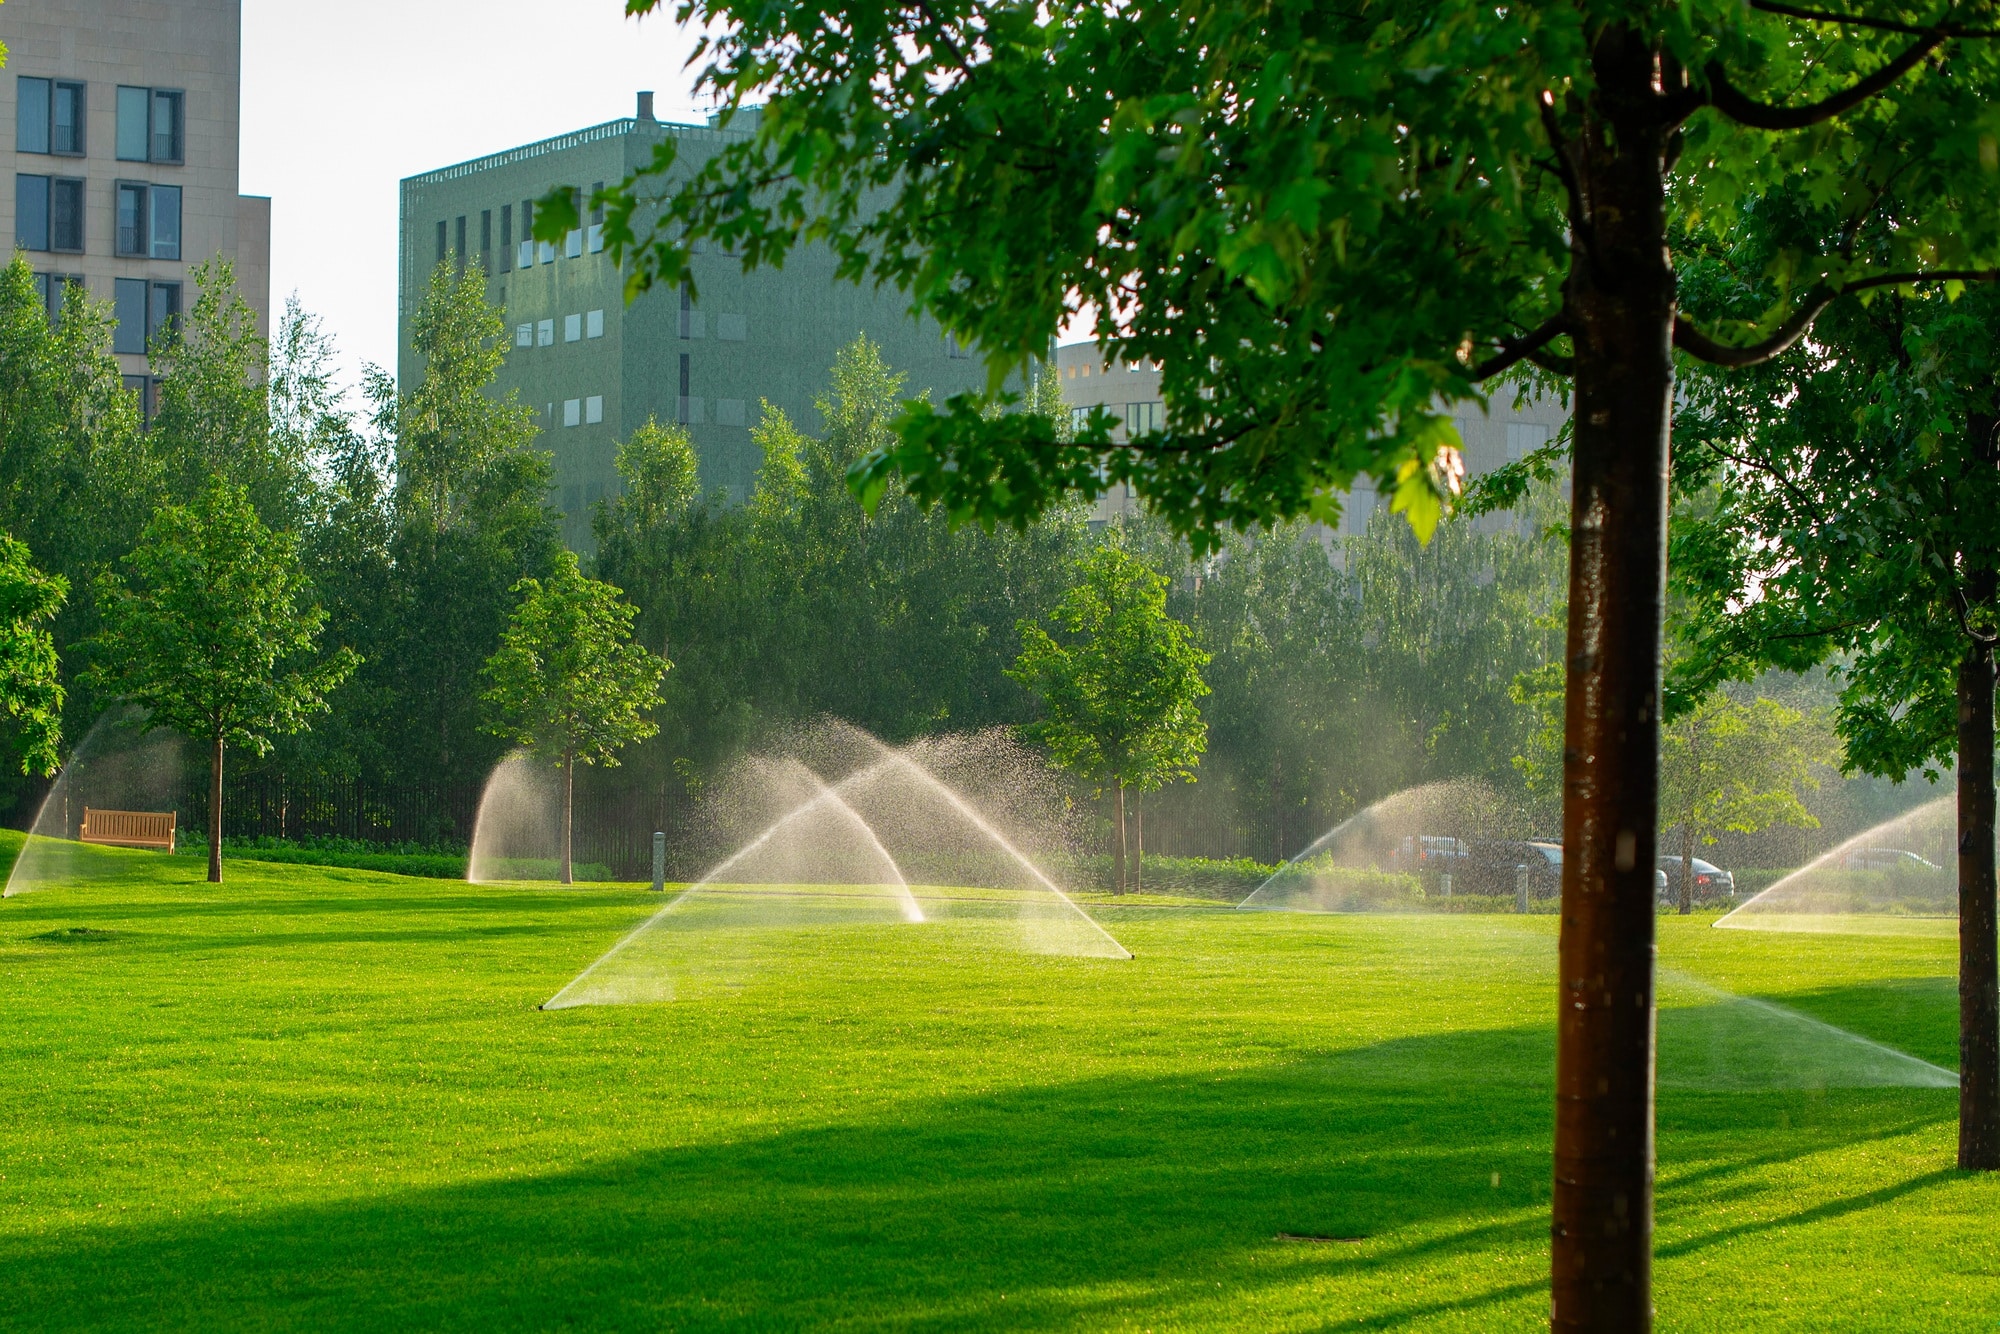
[[79, 807, 177, 852]]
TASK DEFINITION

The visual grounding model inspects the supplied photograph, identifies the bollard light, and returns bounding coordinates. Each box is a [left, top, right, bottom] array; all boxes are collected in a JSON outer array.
[[651, 831, 666, 892]]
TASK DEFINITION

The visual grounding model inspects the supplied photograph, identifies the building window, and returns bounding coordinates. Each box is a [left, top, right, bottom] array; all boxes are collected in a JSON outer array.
[[17, 78, 86, 155], [50, 177, 83, 252], [716, 312, 746, 342], [17, 78, 50, 153], [455, 216, 467, 272], [116, 86, 182, 163], [1506, 421, 1552, 460], [17, 175, 83, 253], [16, 175, 49, 251], [563, 398, 581, 428], [537, 319, 554, 348], [677, 352, 691, 423], [1070, 405, 1092, 431], [436, 220, 447, 265], [588, 180, 606, 252], [34, 272, 85, 326], [479, 210, 492, 269], [114, 182, 178, 259], [586, 309, 604, 338], [112, 278, 178, 355], [585, 395, 604, 425], [564, 313, 581, 343], [945, 333, 971, 359], [515, 323, 533, 348], [500, 204, 513, 269], [678, 283, 704, 339], [52, 81, 85, 155], [1125, 401, 1161, 435], [150, 185, 180, 259], [564, 229, 582, 260], [539, 238, 555, 265]]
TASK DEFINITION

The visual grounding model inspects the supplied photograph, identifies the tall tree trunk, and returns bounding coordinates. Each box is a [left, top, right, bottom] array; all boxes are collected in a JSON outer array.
[[1135, 792, 1143, 894], [1550, 27, 1673, 1330], [208, 734, 224, 884], [561, 752, 575, 886], [1679, 817, 1695, 915], [1112, 778, 1126, 896], [1960, 637, 1999, 1170]]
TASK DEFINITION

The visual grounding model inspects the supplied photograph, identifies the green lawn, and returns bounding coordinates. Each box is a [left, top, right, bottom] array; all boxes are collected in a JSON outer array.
[[1, 833, 1993, 1331]]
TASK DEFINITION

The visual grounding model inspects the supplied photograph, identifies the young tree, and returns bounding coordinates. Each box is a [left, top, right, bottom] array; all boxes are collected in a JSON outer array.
[[482, 551, 669, 884], [1671, 280, 2000, 1168], [556, 6, 2000, 1314], [1658, 695, 1828, 912], [1009, 544, 1208, 893], [87, 480, 356, 882], [0, 535, 66, 777]]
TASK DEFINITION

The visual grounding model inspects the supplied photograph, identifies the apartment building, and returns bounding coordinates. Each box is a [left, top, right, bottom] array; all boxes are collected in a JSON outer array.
[[1055, 338, 1567, 534], [399, 96, 994, 549], [0, 0, 270, 415]]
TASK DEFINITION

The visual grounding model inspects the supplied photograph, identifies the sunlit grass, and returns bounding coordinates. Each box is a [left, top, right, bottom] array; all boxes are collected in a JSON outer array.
[[0, 831, 1990, 1331]]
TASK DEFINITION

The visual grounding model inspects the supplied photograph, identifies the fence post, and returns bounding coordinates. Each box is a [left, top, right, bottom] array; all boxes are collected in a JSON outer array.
[[652, 831, 666, 893], [1516, 864, 1530, 914]]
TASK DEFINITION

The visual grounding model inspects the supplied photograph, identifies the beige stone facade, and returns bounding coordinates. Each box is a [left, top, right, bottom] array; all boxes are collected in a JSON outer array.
[[0, 0, 269, 400]]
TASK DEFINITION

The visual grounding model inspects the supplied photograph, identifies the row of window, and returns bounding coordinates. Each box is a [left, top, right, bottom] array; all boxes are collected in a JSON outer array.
[[16, 174, 181, 259], [1064, 358, 1159, 379], [434, 187, 608, 274], [1070, 401, 1165, 434], [17, 77, 184, 163], [25, 268, 180, 354], [517, 309, 606, 347], [544, 394, 759, 431]]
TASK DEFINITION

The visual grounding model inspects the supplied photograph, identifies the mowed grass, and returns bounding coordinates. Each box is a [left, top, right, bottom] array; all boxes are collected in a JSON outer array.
[[1, 832, 1994, 1331]]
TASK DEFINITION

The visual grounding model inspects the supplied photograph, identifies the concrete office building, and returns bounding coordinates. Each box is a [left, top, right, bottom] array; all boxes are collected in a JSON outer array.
[[0, 0, 270, 414], [1054, 338, 1566, 534], [399, 97, 992, 548]]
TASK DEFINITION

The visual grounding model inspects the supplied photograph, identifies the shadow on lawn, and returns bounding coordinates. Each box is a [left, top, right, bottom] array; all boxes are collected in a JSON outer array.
[[6, 1023, 1956, 1333]]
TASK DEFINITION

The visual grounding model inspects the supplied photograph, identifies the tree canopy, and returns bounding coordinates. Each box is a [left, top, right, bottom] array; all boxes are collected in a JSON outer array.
[[87, 479, 356, 881]]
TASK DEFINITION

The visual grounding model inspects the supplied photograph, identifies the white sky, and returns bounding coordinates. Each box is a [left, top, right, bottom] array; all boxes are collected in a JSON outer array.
[[240, 0, 710, 390]]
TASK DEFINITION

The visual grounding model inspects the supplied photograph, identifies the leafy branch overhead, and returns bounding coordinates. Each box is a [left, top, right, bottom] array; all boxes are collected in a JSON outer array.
[[545, 0, 2000, 550]]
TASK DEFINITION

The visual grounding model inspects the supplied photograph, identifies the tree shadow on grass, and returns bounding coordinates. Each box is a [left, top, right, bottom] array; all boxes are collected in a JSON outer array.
[[3, 1019, 1956, 1334]]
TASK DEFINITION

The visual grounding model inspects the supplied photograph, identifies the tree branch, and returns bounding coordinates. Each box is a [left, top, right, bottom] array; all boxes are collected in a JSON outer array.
[[1675, 269, 2000, 367], [1748, 0, 2000, 38], [1469, 315, 1568, 380], [1674, 293, 1837, 367], [1704, 33, 1943, 130]]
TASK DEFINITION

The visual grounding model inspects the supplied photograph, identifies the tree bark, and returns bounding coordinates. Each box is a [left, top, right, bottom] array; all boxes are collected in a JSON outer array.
[[1960, 638, 2000, 1169], [561, 752, 576, 886], [208, 734, 224, 884], [1135, 792, 1143, 894], [1550, 26, 1673, 1331], [1112, 778, 1126, 896]]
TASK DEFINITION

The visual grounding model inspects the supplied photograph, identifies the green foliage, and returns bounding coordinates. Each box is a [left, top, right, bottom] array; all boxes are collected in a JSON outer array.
[[482, 550, 668, 769], [1671, 278, 2000, 782], [572, 0, 2000, 550], [0, 533, 66, 775], [87, 478, 356, 756], [149, 260, 309, 530], [1009, 544, 1209, 794], [591, 335, 1091, 786]]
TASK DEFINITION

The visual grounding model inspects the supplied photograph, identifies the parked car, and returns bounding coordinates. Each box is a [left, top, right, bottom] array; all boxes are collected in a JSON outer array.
[[1392, 835, 1468, 872], [1656, 855, 1735, 901], [1837, 847, 1943, 873], [1461, 839, 1563, 897]]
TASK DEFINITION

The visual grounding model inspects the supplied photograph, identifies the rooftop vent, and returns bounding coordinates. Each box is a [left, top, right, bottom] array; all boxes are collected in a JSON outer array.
[[637, 91, 656, 121]]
